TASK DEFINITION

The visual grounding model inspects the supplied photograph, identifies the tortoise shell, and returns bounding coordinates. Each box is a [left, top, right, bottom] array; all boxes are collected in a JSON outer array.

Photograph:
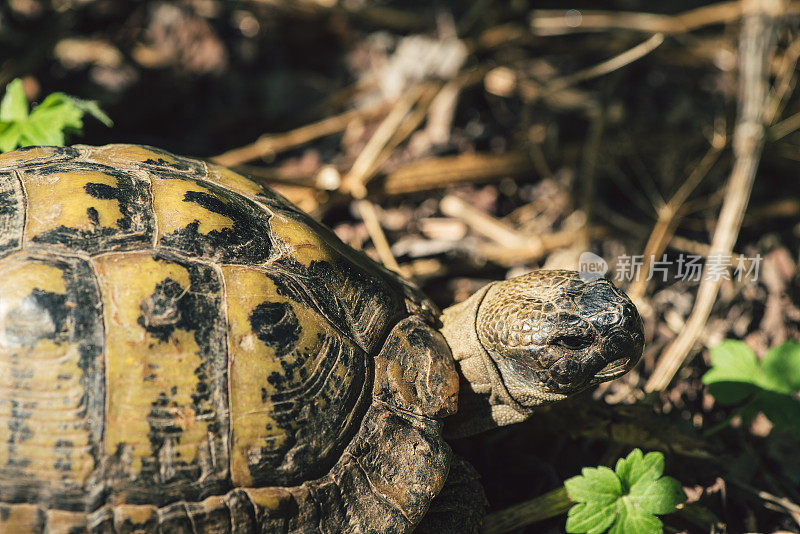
[[0, 144, 458, 533]]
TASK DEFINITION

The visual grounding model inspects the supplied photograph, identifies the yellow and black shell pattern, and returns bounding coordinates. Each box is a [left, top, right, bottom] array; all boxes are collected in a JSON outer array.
[[0, 145, 457, 533]]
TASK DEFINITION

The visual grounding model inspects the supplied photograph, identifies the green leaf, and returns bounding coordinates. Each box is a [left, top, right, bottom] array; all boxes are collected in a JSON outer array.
[[19, 118, 65, 147], [702, 340, 761, 384], [0, 79, 111, 152], [28, 98, 84, 137], [565, 450, 685, 534], [0, 79, 29, 122], [566, 501, 617, 534], [616, 449, 663, 492], [614, 448, 641, 491], [704, 340, 800, 436], [565, 466, 621, 505], [761, 341, 800, 394], [702, 340, 763, 404], [0, 122, 23, 153], [627, 476, 686, 515], [609, 501, 663, 534]]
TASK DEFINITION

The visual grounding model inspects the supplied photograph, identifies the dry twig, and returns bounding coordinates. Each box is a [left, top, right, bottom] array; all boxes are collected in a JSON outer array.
[[352, 84, 442, 186], [628, 126, 727, 301], [518, 33, 664, 108], [355, 199, 404, 275], [645, 0, 783, 393], [548, 33, 665, 93], [440, 195, 584, 266], [530, 0, 800, 35], [340, 85, 427, 199], [380, 152, 536, 195], [440, 195, 531, 248], [335, 86, 432, 273], [211, 103, 389, 167], [763, 36, 800, 126], [339, 83, 451, 273]]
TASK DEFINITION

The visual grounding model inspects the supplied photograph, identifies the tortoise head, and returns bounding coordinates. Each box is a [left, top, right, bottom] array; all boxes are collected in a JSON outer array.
[[441, 270, 644, 436], [476, 270, 644, 401]]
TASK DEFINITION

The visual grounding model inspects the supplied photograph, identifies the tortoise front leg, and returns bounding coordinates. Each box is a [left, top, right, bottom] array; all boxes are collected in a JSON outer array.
[[414, 455, 488, 534]]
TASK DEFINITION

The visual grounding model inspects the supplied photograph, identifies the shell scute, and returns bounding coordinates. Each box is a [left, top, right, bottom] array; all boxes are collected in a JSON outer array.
[[0, 170, 24, 259], [205, 163, 266, 197], [264, 200, 410, 353], [17, 162, 154, 254], [0, 146, 78, 171], [0, 251, 104, 510], [81, 144, 204, 175], [151, 173, 273, 264], [93, 250, 230, 505], [223, 265, 371, 488]]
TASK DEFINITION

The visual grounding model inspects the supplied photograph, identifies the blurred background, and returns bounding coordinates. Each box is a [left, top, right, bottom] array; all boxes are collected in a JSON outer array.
[[3, 0, 800, 532]]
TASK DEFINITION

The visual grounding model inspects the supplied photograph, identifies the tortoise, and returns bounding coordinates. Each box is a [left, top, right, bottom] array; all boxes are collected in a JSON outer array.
[[0, 144, 644, 533]]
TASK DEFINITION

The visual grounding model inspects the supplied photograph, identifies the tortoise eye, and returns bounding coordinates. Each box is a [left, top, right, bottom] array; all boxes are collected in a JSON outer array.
[[555, 335, 591, 350]]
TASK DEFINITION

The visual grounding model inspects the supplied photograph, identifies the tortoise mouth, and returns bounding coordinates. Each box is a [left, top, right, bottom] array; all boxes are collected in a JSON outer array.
[[525, 347, 635, 396], [593, 357, 633, 381]]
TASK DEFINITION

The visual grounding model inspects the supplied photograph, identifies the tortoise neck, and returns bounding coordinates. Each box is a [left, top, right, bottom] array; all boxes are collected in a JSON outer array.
[[440, 283, 528, 438], [440, 285, 489, 381]]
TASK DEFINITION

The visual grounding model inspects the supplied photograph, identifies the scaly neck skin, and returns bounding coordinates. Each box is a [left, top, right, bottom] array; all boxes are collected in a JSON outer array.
[[440, 283, 529, 438]]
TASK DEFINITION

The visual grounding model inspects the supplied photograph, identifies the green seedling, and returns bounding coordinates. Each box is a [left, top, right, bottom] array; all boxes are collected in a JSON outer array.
[[0, 78, 112, 152], [565, 449, 686, 534]]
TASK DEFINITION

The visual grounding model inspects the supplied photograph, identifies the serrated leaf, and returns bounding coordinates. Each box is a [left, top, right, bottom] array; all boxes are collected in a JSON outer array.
[[626, 454, 664, 497], [565, 450, 685, 534], [704, 340, 800, 436], [614, 449, 641, 491], [32, 93, 84, 131], [627, 476, 686, 515], [0, 79, 111, 152], [761, 341, 800, 394], [0, 79, 29, 122], [608, 501, 663, 534], [566, 501, 617, 534], [565, 466, 621, 505], [32, 92, 68, 109], [615, 449, 663, 492]]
